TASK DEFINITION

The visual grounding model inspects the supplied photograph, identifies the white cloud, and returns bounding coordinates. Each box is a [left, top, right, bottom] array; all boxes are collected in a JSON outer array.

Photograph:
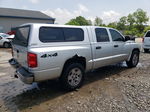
[[78, 4, 89, 12], [42, 4, 89, 24], [29, 0, 39, 4], [87, 16, 95, 24], [86, 10, 122, 25], [101, 10, 121, 24], [42, 5, 123, 25]]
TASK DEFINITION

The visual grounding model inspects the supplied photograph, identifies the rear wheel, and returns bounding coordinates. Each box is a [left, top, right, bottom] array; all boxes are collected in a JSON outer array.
[[60, 63, 85, 91], [144, 49, 149, 53], [126, 50, 139, 68], [3, 42, 10, 48]]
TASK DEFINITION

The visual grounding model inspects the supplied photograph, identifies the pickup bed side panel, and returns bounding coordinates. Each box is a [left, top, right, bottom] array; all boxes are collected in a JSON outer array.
[[28, 26, 92, 82]]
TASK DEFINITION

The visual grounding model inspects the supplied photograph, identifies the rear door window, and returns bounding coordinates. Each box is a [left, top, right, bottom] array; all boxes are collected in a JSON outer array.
[[95, 28, 110, 42], [13, 26, 30, 47], [145, 31, 150, 37]]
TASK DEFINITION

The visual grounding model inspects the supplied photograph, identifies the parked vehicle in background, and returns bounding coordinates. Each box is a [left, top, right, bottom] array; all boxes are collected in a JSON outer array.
[[143, 30, 150, 53], [9, 23, 141, 91], [0, 33, 14, 48]]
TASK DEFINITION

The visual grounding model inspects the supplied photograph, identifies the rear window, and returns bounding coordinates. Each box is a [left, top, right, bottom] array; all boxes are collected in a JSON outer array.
[[145, 31, 150, 37], [39, 27, 84, 42], [13, 26, 30, 47], [95, 28, 110, 42]]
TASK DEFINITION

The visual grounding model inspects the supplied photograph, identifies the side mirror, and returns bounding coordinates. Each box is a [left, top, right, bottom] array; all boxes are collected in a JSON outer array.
[[125, 36, 130, 41]]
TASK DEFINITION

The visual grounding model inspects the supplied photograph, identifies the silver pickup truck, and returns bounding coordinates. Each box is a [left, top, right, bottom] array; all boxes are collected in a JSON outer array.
[[9, 23, 141, 90]]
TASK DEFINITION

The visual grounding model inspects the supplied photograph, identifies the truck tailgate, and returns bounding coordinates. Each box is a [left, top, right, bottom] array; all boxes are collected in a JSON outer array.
[[13, 45, 28, 68]]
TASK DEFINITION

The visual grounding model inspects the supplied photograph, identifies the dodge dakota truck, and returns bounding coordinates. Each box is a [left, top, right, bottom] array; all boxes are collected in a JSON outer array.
[[9, 23, 141, 90]]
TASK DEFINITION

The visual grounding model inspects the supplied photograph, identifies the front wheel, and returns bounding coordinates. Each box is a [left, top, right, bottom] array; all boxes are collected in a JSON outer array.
[[60, 63, 85, 91], [126, 50, 139, 68]]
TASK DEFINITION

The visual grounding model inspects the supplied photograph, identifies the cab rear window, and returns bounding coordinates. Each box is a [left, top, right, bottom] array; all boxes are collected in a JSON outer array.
[[12, 26, 30, 47], [39, 27, 84, 42]]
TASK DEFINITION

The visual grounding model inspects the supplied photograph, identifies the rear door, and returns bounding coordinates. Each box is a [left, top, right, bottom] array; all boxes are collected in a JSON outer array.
[[144, 31, 150, 47], [91, 27, 113, 69], [12, 26, 30, 68]]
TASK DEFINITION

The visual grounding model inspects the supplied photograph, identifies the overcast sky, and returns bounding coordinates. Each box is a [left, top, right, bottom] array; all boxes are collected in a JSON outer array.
[[0, 0, 150, 24]]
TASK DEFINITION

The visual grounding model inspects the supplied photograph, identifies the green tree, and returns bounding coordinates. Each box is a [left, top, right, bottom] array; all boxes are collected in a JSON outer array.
[[124, 27, 137, 36], [107, 22, 117, 29], [133, 9, 149, 34], [87, 20, 92, 25], [65, 19, 80, 26], [127, 14, 135, 26], [94, 17, 103, 26], [65, 16, 91, 26], [133, 9, 149, 25], [144, 26, 150, 33], [117, 16, 127, 31]]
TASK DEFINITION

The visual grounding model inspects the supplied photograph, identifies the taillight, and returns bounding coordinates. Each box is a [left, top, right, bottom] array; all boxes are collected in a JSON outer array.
[[142, 37, 144, 43], [27, 52, 37, 68], [7, 31, 16, 35]]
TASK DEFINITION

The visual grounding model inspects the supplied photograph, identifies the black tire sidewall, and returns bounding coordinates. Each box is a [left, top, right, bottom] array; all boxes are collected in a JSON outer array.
[[60, 63, 85, 91], [3, 42, 10, 48], [127, 50, 139, 68]]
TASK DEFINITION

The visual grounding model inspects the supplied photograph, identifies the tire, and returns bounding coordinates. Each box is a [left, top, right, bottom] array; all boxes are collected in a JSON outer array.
[[3, 42, 10, 48], [126, 50, 139, 68], [60, 63, 85, 91], [144, 49, 149, 53]]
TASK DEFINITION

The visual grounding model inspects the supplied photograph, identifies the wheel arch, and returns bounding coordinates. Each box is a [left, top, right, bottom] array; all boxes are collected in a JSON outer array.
[[3, 42, 10, 47], [127, 48, 140, 61], [61, 55, 86, 75]]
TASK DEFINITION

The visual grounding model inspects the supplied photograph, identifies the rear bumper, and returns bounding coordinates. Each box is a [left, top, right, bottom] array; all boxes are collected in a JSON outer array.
[[9, 58, 34, 84]]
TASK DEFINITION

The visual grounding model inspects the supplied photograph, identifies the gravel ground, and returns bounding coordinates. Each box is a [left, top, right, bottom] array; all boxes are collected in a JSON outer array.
[[0, 48, 150, 112]]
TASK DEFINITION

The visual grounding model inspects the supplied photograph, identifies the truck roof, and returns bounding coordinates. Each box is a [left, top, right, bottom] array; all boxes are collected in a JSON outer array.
[[19, 23, 110, 29]]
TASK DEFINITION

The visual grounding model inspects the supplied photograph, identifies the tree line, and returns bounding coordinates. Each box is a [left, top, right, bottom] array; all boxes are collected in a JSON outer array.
[[65, 9, 150, 37]]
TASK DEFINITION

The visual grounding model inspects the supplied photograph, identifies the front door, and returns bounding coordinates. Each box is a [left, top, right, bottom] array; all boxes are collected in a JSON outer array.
[[109, 29, 128, 63]]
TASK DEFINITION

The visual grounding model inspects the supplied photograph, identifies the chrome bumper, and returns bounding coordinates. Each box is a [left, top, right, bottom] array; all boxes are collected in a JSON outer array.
[[9, 58, 34, 84]]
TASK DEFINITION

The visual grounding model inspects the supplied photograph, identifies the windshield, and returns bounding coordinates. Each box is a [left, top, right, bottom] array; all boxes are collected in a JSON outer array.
[[12, 26, 30, 47], [0, 34, 9, 38], [145, 31, 150, 37]]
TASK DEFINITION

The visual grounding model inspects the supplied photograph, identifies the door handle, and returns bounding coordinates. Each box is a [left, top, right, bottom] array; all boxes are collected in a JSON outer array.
[[114, 45, 119, 48], [96, 46, 102, 50]]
